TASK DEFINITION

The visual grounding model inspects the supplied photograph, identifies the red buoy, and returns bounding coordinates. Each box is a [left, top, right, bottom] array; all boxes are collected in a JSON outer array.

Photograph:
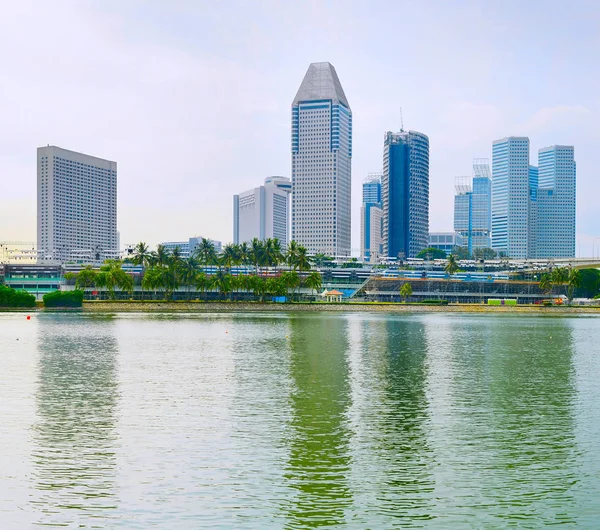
[[26, 315, 31, 320]]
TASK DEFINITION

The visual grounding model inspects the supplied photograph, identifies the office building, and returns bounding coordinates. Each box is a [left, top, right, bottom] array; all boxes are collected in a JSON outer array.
[[160, 237, 222, 258], [360, 174, 383, 262], [428, 232, 465, 254], [37, 145, 118, 263], [454, 159, 492, 254], [381, 130, 429, 259], [291, 62, 352, 256], [491, 137, 530, 258], [532, 146, 576, 258], [233, 176, 292, 246]]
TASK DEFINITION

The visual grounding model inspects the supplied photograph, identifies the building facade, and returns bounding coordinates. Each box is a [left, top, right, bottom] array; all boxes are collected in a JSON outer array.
[[37, 146, 118, 264], [428, 232, 465, 254], [233, 176, 292, 246], [531, 145, 576, 258], [454, 159, 492, 254], [491, 137, 530, 258], [291, 62, 352, 256], [360, 174, 383, 262], [381, 130, 429, 259], [160, 237, 222, 258]]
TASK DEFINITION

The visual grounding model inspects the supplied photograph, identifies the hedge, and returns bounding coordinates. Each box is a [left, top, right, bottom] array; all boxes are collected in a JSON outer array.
[[43, 290, 84, 308], [0, 285, 36, 308], [420, 299, 449, 305]]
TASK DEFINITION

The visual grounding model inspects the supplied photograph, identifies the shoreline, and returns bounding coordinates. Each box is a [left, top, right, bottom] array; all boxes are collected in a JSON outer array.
[[3, 301, 596, 314]]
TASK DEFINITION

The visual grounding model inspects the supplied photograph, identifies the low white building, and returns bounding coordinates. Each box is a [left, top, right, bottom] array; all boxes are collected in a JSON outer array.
[[233, 176, 292, 246]]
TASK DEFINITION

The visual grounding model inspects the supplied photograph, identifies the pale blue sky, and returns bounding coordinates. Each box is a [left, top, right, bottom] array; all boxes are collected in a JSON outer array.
[[1, 0, 598, 254]]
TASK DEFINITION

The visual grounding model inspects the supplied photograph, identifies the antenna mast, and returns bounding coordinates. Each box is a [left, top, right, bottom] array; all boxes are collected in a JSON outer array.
[[400, 107, 404, 132]]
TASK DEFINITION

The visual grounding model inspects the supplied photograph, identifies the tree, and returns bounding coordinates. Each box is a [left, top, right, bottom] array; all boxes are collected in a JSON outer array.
[[96, 261, 133, 300], [551, 267, 569, 297], [142, 266, 163, 299], [195, 238, 218, 268], [132, 242, 153, 268], [453, 246, 471, 260], [445, 254, 459, 276], [567, 268, 582, 303], [250, 238, 265, 275], [221, 244, 240, 272], [194, 272, 209, 301], [472, 247, 497, 260], [180, 256, 199, 300], [75, 266, 97, 290], [296, 246, 311, 272], [304, 270, 322, 297], [400, 282, 413, 302], [286, 240, 299, 270], [539, 273, 553, 295], [312, 253, 329, 267], [155, 244, 170, 267], [280, 270, 300, 300], [416, 247, 446, 260]]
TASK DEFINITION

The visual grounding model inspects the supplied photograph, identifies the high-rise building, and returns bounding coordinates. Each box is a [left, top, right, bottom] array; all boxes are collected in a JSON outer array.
[[233, 176, 292, 246], [360, 174, 383, 262], [491, 137, 530, 258], [454, 159, 492, 253], [531, 146, 576, 258], [381, 130, 429, 259], [428, 232, 466, 254], [37, 145, 118, 264], [291, 62, 352, 256]]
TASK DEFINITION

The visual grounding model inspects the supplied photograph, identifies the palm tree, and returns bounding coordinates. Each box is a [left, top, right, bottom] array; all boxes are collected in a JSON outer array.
[[96, 260, 134, 300], [250, 238, 264, 276], [304, 270, 322, 298], [132, 242, 153, 268], [180, 256, 199, 300], [194, 272, 209, 301], [445, 254, 459, 276], [221, 244, 239, 273], [296, 246, 311, 272], [195, 238, 218, 269], [280, 270, 300, 300], [286, 240, 299, 270], [155, 244, 170, 267], [551, 267, 569, 297], [239, 242, 250, 268], [400, 282, 412, 302], [142, 266, 163, 299], [312, 253, 328, 267], [212, 270, 232, 300], [567, 268, 582, 303], [539, 273, 553, 295]]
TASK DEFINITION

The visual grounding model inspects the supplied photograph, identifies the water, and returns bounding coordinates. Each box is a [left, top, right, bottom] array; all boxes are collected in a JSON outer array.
[[1, 311, 600, 528]]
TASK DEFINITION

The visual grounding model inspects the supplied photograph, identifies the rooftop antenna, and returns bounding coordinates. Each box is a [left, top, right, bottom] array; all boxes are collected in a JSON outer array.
[[399, 108, 404, 132]]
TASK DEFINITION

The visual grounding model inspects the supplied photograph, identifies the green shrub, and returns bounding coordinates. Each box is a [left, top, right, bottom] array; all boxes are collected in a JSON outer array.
[[43, 290, 84, 308], [0, 285, 36, 308]]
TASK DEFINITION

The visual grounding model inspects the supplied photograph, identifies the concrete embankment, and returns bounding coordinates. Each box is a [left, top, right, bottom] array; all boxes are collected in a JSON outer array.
[[67, 301, 600, 314]]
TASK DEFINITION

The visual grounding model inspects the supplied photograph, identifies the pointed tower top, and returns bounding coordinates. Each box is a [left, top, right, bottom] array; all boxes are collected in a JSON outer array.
[[292, 62, 350, 108]]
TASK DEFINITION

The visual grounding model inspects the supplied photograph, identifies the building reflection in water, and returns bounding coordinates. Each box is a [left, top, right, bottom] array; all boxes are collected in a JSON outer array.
[[282, 314, 353, 528], [347, 315, 435, 526], [31, 315, 119, 527]]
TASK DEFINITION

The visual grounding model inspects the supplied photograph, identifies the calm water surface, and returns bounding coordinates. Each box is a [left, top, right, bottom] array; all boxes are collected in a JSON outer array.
[[1, 311, 600, 528]]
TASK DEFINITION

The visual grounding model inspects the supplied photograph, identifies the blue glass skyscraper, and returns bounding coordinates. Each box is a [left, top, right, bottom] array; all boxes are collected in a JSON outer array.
[[532, 146, 576, 258], [381, 130, 429, 259], [454, 159, 492, 254], [360, 174, 383, 261]]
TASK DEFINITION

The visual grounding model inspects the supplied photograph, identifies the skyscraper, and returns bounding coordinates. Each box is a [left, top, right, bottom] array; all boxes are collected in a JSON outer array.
[[233, 176, 292, 246], [454, 159, 492, 253], [291, 62, 352, 256], [37, 145, 118, 263], [532, 146, 576, 258], [491, 137, 530, 258], [381, 130, 429, 259], [360, 174, 383, 262]]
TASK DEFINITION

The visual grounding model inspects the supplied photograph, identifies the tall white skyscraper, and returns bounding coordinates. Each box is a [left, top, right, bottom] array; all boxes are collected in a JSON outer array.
[[37, 146, 118, 263], [291, 62, 352, 256], [233, 176, 292, 246]]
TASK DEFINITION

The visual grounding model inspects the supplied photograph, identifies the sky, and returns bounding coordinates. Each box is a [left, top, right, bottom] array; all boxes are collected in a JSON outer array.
[[1, 0, 599, 255]]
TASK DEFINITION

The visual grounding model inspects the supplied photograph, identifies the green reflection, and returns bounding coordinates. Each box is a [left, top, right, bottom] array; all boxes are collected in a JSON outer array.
[[363, 318, 435, 523], [31, 315, 119, 525], [445, 317, 578, 526], [283, 315, 353, 528]]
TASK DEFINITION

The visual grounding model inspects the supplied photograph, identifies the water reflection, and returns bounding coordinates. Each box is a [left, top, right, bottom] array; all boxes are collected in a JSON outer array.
[[347, 316, 435, 525], [31, 315, 119, 527], [283, 315, 352, 528], [430, 316, 578, 526]]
